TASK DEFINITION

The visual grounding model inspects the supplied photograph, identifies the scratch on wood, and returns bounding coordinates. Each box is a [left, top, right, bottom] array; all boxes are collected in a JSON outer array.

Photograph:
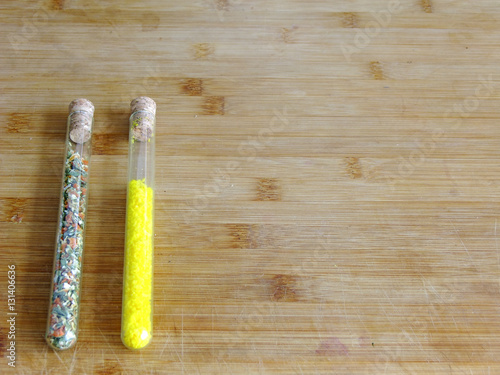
[[256, 178, 282, 201], [53, 348, 70, 371], [450, 221, 477, 272], [426, 308, 484, 361], [193, 43, 215, 60], [344, 157, 363, 179], [97, 328, 124, 372], [421, 0, 432, 13], [181, 78, 204, 96], [168, 327, 186, 373], [158, 333, 170, 358], [271, 274, 298, 302], [369, 61, 384, 80], [68, 344, 79, 375], [7, 113, 30, 133], [342, 12, 358, 28], [202, 96, 225, 115]]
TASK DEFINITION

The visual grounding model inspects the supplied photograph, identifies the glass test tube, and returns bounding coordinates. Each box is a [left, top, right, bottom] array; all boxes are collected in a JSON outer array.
[[121, 97, 156, 350], [46, 99, 94, 350]]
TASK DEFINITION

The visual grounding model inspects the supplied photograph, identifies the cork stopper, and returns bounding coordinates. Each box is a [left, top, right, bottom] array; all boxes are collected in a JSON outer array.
[[131, 97, 156, 116], [130, 97, 156, 142], [68, 99, 94, 144]]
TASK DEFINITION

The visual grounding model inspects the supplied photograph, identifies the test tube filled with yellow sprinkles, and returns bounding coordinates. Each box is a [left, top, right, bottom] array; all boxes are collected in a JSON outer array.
[[121, 97, 156, 350]]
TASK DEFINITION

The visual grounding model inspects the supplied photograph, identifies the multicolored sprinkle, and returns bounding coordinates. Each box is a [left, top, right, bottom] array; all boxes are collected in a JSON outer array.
[[46, 144, 88, 350]]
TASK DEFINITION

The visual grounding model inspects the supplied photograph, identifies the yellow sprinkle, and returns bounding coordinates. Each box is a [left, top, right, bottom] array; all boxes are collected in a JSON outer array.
[[122, 179, 154, 350]]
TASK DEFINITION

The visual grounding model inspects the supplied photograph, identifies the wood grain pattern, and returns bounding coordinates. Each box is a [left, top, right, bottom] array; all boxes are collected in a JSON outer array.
[[1, 0, 500, 373]]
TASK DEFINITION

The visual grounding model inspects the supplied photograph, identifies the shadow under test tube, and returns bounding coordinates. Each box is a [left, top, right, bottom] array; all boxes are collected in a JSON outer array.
[[121, 97, 156, 350], [46, 99, 94, 350]]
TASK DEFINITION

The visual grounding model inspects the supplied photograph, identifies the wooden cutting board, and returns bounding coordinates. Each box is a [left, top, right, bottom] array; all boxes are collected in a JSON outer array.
[[2, 0, 500, 373]]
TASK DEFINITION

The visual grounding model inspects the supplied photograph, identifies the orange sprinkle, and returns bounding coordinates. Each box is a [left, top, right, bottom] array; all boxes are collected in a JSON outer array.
[[53, 327, 65, 337]]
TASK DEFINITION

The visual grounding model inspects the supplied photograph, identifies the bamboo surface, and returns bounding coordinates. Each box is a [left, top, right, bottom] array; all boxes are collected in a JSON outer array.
[[1, 0, 500, 373]]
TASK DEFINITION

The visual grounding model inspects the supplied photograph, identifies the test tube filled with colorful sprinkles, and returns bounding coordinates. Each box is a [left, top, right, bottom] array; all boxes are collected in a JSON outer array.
[[46, 99, 94, 350], [121, 97, 156, 350]]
